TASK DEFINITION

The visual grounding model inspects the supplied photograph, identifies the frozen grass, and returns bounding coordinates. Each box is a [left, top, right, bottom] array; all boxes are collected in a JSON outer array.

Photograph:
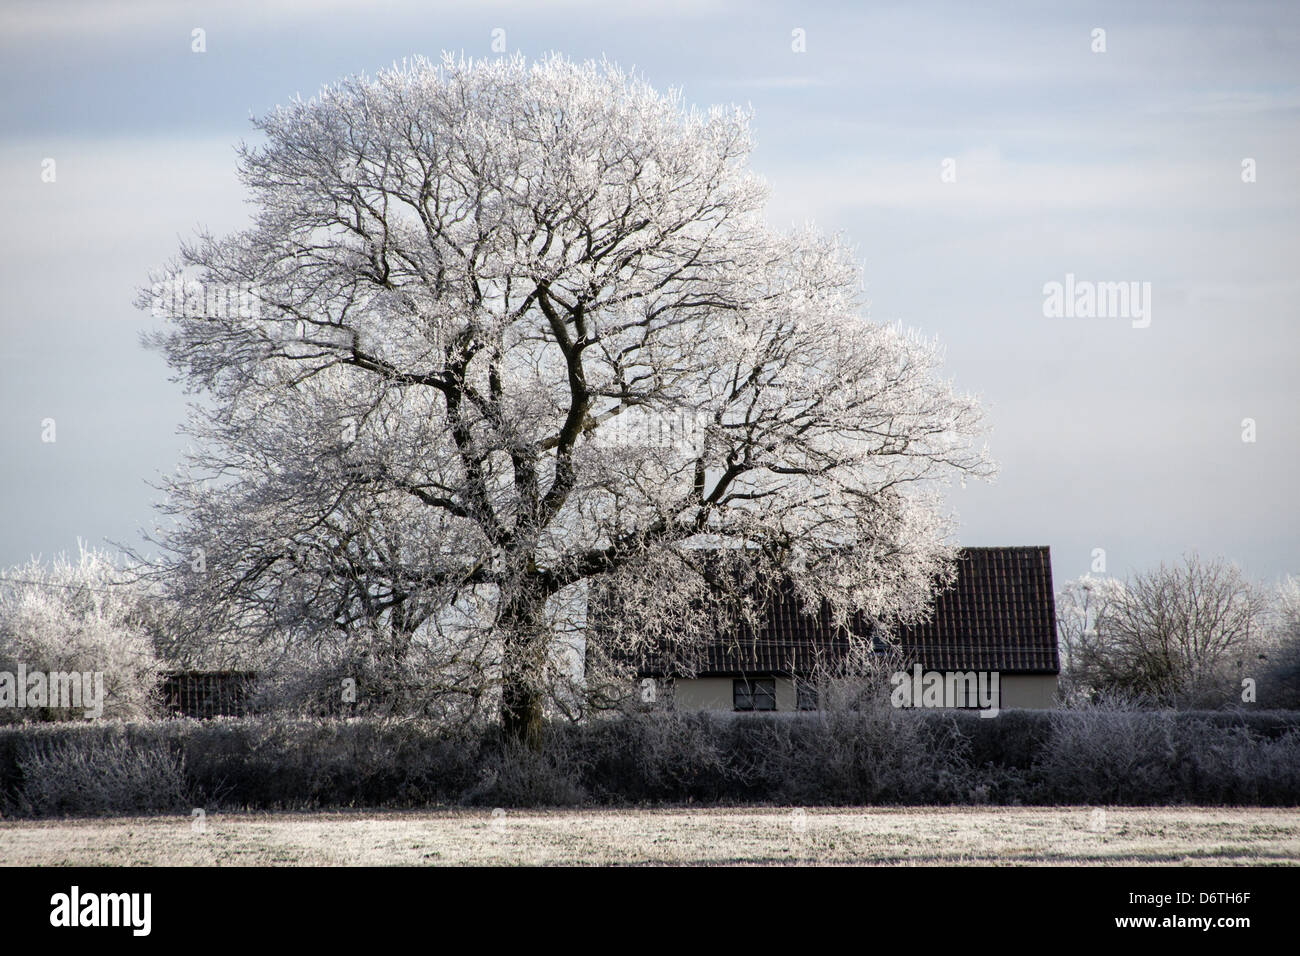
[[1, 806, 1297, 866]]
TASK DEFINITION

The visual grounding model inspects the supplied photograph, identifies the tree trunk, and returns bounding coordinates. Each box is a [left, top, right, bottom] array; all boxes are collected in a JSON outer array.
[[501, 660, 545, 750], [498, 584, 547, 749]]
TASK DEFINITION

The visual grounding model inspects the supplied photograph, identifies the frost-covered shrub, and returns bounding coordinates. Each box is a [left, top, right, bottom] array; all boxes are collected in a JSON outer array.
[[17, 734, 189, 816], [1034, 706, 1185, 803], [460, 735, 586, 807], [1031, 705, 1300, 805], [0, 546, 163, 722], [1, 709, 1296, 817]]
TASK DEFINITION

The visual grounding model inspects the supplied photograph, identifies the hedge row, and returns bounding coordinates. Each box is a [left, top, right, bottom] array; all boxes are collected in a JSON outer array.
[[1, 708, 1298, 816]]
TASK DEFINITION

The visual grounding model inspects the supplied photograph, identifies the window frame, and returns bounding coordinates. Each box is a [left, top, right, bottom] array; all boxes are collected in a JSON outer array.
[[733, 677, 777, 712]]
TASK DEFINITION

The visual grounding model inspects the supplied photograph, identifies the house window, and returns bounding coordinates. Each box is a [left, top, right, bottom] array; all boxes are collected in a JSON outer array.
[[733, 677, 776, 711], [796, 681, 819, 711]]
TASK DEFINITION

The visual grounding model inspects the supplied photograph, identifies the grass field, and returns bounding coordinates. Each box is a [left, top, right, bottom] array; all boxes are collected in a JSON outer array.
[[1, 806, 1298, 865]]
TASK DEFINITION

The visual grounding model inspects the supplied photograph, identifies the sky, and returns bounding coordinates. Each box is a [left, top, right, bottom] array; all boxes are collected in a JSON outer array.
[[1, 0, 1297, 591]]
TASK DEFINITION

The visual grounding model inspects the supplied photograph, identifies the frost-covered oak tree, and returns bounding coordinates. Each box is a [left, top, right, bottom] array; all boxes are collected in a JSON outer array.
[[142, 54, 992, 744]]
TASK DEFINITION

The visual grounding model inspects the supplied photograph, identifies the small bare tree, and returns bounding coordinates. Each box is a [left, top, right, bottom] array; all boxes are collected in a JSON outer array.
[[1054, 573, 1125, 705], [1259, 575, 1300, 708], [1073, 554, 1267, 707]]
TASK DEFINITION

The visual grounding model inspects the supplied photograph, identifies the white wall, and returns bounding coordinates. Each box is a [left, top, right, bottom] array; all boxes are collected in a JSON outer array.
[[670, 673, 1058, 711], [671, 676, 797, 711]]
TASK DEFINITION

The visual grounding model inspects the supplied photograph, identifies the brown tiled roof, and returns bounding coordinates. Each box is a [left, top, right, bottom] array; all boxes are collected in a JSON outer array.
[[894, 546, 1058, 673], [621, 546, 1059, 677]]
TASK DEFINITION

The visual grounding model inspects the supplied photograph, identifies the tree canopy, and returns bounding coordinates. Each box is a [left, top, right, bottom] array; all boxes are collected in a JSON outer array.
[[142, 53, 993, 742]]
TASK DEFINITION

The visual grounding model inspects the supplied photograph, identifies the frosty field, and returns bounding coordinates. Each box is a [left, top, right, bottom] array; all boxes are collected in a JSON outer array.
[[1, 806, 1297, 866]]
